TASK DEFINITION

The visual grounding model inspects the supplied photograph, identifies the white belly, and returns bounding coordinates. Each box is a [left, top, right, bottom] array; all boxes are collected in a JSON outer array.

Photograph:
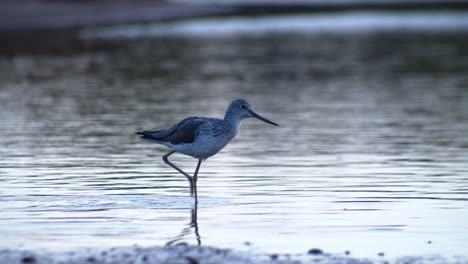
[[170, 133, 234, 160]]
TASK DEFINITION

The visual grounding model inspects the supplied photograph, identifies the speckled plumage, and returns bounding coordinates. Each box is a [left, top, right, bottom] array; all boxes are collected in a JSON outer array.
[[136, 99, 278, 200], [137, 116, 238, 160]]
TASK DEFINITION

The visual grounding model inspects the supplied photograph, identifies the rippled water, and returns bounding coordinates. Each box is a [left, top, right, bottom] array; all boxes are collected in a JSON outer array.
[[1, 12, 468, 258]]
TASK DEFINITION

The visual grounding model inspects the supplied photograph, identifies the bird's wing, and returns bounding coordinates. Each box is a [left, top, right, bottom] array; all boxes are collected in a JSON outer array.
[[136, 117, 208, 144]]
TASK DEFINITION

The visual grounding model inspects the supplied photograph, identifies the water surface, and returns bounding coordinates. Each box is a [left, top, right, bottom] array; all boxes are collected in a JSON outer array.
[[1, 12, 468, 258]]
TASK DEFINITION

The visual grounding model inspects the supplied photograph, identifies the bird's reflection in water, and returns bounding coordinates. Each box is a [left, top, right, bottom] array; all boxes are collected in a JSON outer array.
[[166, 203, 201, 246]]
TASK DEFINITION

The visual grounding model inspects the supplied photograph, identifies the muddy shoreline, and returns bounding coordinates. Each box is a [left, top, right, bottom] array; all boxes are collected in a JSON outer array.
[[2, 0, 468, 31], [1, 0, 468, 54], [1, 244, 466, 264]]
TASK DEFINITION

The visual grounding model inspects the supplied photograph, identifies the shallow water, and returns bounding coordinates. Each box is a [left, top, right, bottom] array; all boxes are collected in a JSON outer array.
[[1, 12, 468, 258]]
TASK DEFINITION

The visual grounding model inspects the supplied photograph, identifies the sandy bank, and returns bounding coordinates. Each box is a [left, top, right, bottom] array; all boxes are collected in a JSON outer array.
[[1, 0, 467, 54], [1, 0, 467, 31], [1, 244, 466, 264]]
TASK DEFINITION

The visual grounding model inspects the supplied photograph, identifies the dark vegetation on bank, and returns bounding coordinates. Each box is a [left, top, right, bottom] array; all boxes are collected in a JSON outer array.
[[1, 0, 468, 55]]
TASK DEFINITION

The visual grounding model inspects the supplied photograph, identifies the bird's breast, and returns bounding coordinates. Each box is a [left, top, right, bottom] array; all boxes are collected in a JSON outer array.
[[174, 130, 235, 159]]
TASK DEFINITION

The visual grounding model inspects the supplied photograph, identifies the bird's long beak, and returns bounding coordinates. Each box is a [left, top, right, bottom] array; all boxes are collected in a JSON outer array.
[[249, 110, 279, 126]]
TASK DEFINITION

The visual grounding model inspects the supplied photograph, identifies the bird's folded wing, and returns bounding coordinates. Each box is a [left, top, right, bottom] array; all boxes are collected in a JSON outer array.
[[140, 117, 207, 144]]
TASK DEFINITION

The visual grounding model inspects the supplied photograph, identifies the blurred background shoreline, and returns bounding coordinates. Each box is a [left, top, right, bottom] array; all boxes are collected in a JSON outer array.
[[2, 0, 468, 54]]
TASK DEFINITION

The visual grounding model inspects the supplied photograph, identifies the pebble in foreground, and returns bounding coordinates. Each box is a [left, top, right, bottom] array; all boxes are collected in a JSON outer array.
[[136, 99, 279, 201]]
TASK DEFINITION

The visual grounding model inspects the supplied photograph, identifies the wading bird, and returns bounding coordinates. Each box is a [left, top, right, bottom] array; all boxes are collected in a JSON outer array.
[[136, 99, 278, 202]]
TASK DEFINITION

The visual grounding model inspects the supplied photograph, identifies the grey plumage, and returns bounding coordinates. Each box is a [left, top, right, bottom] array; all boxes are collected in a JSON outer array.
[[135, 99, 278, 202], [136, 117, 207, 144]]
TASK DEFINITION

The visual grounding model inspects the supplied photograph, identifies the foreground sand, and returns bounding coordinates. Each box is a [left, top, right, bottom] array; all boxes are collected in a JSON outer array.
[[1, 244, 466, 264]]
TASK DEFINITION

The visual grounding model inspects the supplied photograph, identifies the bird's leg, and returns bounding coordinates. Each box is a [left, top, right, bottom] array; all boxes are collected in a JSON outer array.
[[193, 159, 203, 204], [163, 150, 194, 196], [191, 202, 201, 245]]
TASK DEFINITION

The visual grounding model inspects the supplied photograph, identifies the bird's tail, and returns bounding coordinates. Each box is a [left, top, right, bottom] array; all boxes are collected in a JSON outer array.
[[135, 131, 163, 141]]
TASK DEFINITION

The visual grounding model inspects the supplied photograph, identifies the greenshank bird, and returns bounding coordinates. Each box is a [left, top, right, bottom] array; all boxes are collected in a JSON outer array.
[[136, 99, 278, 202]]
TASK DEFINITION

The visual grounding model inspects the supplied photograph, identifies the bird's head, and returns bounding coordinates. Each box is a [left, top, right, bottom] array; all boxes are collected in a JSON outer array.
[[228, 99, 279, 126]]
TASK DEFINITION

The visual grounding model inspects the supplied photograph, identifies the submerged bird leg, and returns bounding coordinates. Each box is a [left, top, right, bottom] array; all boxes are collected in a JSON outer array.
[[163, 150, 194, 196], [193, 159, 203, 203]]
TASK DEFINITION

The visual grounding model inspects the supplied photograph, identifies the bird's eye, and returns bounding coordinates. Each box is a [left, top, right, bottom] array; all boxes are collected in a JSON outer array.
[[240, 104, 247, 109]]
